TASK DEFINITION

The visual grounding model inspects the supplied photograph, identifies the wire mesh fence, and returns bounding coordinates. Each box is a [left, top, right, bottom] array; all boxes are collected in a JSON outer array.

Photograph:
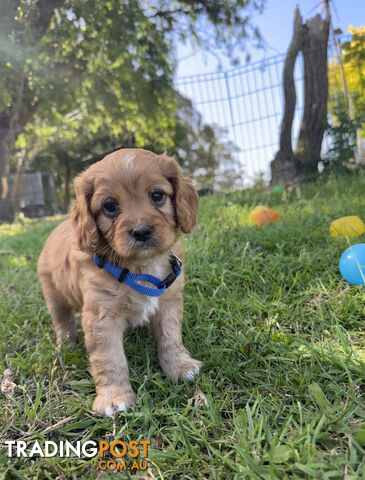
[[175, 34, 357, 186]]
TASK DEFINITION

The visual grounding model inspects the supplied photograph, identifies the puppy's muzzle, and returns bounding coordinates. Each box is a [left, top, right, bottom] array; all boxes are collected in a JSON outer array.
[[129, 224, 154, 243]]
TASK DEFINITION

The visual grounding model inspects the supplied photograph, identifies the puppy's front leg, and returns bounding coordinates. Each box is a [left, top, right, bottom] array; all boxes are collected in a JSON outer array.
[[82, 307, 136, 416], [150, 294, 202, 382]]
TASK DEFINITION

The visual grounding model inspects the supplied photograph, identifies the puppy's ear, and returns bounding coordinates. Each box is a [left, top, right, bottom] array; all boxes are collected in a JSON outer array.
[[161, 155, 199, 233], [71, 173, 99, 253], [174, 175, 199, 233]]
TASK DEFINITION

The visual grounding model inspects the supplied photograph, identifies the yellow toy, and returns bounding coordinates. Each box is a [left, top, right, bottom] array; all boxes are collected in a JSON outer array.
[[248, 206, 267, 225], [330, 216, 365, 238]]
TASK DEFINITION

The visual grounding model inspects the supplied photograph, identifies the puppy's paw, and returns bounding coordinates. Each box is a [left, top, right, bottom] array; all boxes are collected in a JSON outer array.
[[55, 328, 77, 351], [92, 389, 137, 417], [162, 355, 203, 383], [184, 365, 201, 381]]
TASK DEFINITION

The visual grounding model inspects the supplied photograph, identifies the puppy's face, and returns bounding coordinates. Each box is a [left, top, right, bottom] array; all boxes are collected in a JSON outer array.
[[72, 149, 198, 260]]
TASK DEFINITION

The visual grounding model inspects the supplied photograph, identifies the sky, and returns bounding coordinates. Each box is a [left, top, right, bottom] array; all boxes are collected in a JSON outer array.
[[176, 0, 365, 77], [174, 0, 365, 184]]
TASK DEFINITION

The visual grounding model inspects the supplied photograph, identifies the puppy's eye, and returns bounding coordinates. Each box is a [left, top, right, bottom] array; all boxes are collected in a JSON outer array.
[[150, 190, 166, 206], [103, 200, 119, 217]]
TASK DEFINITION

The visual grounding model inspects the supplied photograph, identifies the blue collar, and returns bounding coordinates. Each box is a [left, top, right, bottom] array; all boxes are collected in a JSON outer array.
[[93, 252, 182, 297]]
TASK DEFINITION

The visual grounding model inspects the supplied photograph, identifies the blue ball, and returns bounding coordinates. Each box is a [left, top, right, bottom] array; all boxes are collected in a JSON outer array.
[[339, 244, 365, 285]]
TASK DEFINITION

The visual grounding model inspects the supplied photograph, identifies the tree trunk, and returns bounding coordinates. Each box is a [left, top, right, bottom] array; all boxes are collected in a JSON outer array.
[[12, 141, 45, 221], [271, 7, 305, 185], [12, 150, 28, 220], [271, 7, 330, 185], [294, 14, 330, 175], [0, 115, 15, 199]]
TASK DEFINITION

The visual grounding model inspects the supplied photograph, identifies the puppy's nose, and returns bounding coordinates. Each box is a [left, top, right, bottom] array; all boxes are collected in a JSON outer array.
[[130, 225, 153, 242]]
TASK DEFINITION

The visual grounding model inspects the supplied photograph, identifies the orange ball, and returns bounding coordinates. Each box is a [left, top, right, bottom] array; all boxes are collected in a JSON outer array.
[[248, 205, 267, 225], [255, 209, 280, 227]]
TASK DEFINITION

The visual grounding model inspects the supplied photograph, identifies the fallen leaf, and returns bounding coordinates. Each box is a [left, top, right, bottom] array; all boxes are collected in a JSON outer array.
[[188, 385, 209, 408], [1, 369, 19, 394]]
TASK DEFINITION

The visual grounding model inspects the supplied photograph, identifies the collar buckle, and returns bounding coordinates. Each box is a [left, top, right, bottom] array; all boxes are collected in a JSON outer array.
[[96, 255, 105, 268], [118, 268, 129, 283], [157, 253, 182, 289]]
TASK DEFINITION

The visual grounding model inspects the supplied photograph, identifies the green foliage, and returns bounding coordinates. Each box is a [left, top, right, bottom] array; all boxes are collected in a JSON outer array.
[[1, 173, 365, 478], [328, 26, 365, 167], [341, 26, 365, 134], [1, 0, 265, 184], [28, 92, 242, 208], [324, 106, 358, 170], [326, 27, 365, 172], [173, 94, 242, 190], [329, 27, 365, 123]]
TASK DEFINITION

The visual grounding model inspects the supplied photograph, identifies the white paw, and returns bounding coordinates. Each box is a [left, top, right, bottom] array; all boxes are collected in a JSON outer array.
[[104, 402, 128, 416], [161, 356, 203, 383], [92, 391, 136, 416], [116, 401, 127, 412], [104, 407, 115, 417], [184, 365, 200, 382]]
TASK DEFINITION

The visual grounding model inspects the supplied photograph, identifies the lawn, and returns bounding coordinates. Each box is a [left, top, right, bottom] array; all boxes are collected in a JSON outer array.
[[0, 173, 365, 479]]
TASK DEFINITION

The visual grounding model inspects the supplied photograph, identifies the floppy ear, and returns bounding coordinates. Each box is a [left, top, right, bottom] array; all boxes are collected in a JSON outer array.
[[174, 175, 199, 233], [161, 155, 199, 234], [71, 173, 99, 253]]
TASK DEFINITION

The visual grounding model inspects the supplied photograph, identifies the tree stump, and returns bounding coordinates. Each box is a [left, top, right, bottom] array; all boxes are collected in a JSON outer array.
[[271, 7, 304, 185], [295, 14, 330, 176], [271, 7, 330, 185]]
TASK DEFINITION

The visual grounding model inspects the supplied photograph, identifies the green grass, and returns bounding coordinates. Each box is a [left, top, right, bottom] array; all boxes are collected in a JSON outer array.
[[1, 173, 365, 479]]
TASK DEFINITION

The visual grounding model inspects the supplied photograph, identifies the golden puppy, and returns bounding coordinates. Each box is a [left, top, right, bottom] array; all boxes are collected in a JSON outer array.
[[37, 149, 201, 416]]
